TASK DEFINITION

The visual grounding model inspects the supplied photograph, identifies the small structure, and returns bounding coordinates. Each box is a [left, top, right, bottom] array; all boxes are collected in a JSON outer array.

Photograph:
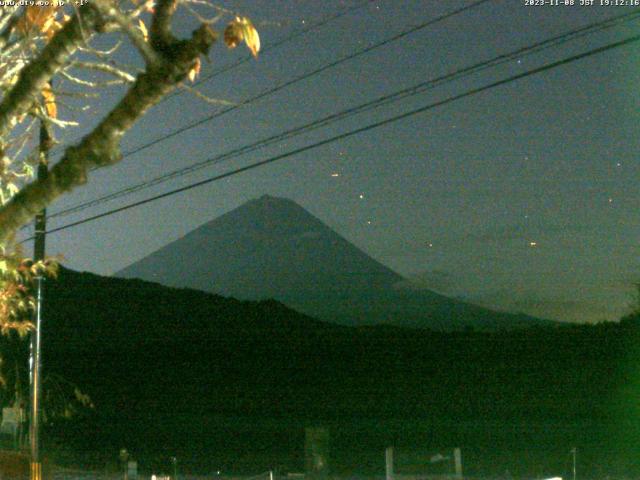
[[127, 460, 138, 480], [385, 447, 463, 480], [0, 405, 25, 448]]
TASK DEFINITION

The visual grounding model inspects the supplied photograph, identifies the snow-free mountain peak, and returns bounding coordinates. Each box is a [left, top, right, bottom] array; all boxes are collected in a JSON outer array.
[[117, 195, 551, 330]]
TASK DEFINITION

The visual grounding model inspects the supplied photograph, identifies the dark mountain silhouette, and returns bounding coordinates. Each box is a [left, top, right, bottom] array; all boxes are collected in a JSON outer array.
[[116, 195, 551, 330], [29, 267, 637, 476]]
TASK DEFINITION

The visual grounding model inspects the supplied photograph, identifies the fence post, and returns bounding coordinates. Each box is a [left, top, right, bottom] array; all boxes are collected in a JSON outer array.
[[386, 447, 394, 480], [454, 448, 462, 479]]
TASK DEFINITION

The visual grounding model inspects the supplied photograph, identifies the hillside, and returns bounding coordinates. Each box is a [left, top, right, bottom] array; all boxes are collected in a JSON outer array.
[[26, 268, 640, 476]]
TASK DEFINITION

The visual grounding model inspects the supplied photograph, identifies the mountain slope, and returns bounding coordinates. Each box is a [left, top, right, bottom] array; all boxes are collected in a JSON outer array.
[[117, 195, 551, 330]]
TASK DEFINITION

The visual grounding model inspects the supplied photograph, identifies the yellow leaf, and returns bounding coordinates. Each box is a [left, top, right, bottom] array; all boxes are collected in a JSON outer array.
[[42, 85, 57, 119], [45, 20, 63, 41], [131, 0, 155, 12], [224, 17, 260, 58], [187, 58, 201, 83], [240, 17, 260, 58], [138, 19, 149, 42]]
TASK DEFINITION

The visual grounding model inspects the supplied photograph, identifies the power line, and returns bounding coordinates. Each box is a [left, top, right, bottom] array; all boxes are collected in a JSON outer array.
[[166, 0, 377, 97], [48, 0, 376, 157], [23, 32, 640, 241], [47, 7, 640, 221], [48, 0, 493, 218], [125, 0, 492, 157]]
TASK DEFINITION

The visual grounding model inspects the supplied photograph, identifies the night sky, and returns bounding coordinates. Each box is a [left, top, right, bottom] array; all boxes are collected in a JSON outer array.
[[20, 0, 640, 324]]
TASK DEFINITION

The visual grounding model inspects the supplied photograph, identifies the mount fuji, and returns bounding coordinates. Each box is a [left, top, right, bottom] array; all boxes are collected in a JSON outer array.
[[116, 195, 550, 330]]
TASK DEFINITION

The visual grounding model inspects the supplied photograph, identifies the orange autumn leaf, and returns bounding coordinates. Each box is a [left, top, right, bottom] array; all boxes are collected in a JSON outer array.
[[18, 4, 61, 37], [223, 22, 242, 49], [42, 85, 57, 119], [224, 17, 260, 58]]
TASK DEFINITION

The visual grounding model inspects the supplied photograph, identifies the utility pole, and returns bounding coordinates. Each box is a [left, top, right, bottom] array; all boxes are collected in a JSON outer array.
[[29, 116, 52, 480], [571, 447, 577, 480]]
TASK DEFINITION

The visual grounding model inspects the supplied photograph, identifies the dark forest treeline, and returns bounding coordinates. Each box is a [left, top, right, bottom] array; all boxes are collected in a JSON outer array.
[[13, 268, 640, 476]]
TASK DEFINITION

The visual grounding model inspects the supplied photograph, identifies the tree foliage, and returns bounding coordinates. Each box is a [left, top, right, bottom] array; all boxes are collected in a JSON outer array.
[[0, 1, 260, 332]]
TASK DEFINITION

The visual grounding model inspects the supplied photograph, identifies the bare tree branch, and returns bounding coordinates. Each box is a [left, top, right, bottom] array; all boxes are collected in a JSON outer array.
[[94, 4, 159, 65], [0, 6, 100, 141], [0, 21, 217, 244], [150, 0, 178, 51], [70, 61, 136, 83], [0, 7, 21, 52], [178, 82, 235, 106]]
